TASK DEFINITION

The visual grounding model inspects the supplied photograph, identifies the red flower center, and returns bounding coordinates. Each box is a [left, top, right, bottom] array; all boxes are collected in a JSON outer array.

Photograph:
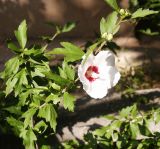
[[85, 66, 99, 82]]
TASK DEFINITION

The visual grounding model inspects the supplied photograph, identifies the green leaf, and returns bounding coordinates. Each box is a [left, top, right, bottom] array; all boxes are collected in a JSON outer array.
[[50, 83, 61, 91], [7, 41, 21, 53], [4, 106, 22, 115], [48, 42, 84, 62], [62, 61, 75, 81], [7, 117, 24, 136], [62, 140, 79, 149], [22, 108, 37, 128], [104, 0, 119, 11], [130, 104, 138, 118], [120, 105, 135, 118], [18, 90, 31, 106], [3, 56, 20, 78], [100, 11, 119, 35], [17, 68, 28, 86], [44, 71, 70, 86], [20, 129, 37, 149], [61, 22, 76, 33], [63, 92, 75, 112], [112, 132, 118, 142], [6, 77, 18, 96], [132, 8, 158, 19], [38, 104, 57, 131], [31, 67, 45, 78], [139, 28, 159, 36], [130, 123, 140, 139], [14, 68, 28, 96], [23, 48, 43, 56], [59, 67, 67, 79], [46, 94, 60, 103], [34, 120, 47, 133], [14, 20, 27, 49], [102, 114, 115, 120], [93, 126, 107, 137], [56, 22, 76, 33], [41, 145, 51, 149]]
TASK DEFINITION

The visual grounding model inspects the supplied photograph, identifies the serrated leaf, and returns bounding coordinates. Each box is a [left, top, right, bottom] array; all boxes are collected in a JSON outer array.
[[14, 68, 28, 96], [7, 117, 24, 136], [48, 42, 84, 62], [139, 28, 159, 36], [50, 83, 61, 91], [93, 126, 107, 137], [31, 67, 45, 78], [18, 90, 31, 106], [100, 11, 119, 35], [34, 120, 47, 133], [131, 104, 138, 118], [120, 105, 134, 118], [4, 106, 22, 115], [102, 114, 115, 120], [7, 41, 21, 53], [14, 20, 27, 49], [132, 8, 158, 19], [46, 94, 59, 103], [62, 61, 75, 81], [38, 104, 57, 131], [20, 129, 37, 149], [4, 56, 20, 78], [18, 68, 28, 86], [104, 0, 119, 11], [22, 108, 37, 128], [130, 123, 140, 139], [63, 92, 75, 112], [112, 132, 118, 142], [6, 77, 18, 96], [58, 67, 67, 79], [23, 48, 43, 56], [44, 71, 70, 86], [61, 22, 76, 33]]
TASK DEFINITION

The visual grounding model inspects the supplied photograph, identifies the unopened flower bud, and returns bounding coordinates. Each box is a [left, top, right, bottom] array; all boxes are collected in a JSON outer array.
[[120, 9, 131, 17], [102, 33, 113, 41], [102, 32, 108, 39], [107, 33, 113, 41], [119, 9, 125, 15]]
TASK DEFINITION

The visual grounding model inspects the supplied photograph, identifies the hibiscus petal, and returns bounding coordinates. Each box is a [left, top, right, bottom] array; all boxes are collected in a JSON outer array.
[[85, 79, 108, 99], [78, 53, 95, 86], [101, 66, 121, 89], [95, 50, 115, 66]]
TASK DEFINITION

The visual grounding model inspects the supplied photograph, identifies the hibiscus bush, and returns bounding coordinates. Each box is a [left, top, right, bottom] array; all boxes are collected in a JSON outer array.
[[61, 104, 160, 149], [0, 0, 159, 149], [129, 0, 160, 36]]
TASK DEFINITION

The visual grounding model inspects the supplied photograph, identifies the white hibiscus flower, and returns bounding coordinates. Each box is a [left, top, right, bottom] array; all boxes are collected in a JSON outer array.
[[78, 50, 120, 99]]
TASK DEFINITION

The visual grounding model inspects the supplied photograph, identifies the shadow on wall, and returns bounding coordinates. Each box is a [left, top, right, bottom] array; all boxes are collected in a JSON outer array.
[[0, 0, 111, 40]]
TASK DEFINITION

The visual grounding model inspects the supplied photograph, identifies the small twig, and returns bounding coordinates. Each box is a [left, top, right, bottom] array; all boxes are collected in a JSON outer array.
[[44, 32, 59, 49], [95, 41, 106, 54]]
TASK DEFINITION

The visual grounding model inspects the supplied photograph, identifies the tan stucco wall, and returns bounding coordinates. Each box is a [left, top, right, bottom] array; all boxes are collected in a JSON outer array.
[[0, 0, 129, 40]]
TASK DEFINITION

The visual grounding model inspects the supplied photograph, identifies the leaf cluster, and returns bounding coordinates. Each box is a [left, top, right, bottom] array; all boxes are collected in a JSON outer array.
[[0, 20, 83, 149], [129, 0, 160, 36], [61, 105, 160, 149]]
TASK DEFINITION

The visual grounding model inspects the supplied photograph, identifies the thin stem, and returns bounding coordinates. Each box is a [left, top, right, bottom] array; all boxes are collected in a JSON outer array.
[[31, 117, 39, 149], [95, 41, 106, 54], [35, 143, 39, 149], [39, 103, 46, 109], [44, 32, 59, 49]]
